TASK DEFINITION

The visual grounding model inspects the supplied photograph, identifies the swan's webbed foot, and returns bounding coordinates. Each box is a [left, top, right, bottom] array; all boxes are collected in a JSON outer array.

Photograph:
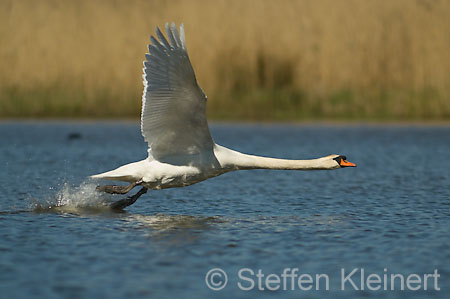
[[96, 184, 133, 194], [96, 180, 142, 194], [109, 187, 148, 210]]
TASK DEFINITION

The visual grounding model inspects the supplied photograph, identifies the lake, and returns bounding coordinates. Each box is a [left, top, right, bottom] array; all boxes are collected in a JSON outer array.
[[0, 122, 449, 298]]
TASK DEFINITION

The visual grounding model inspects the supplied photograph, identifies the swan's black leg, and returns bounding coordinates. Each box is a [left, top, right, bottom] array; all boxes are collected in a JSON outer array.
[[96, 180, 142, 194], [109, 187, 148, 210]]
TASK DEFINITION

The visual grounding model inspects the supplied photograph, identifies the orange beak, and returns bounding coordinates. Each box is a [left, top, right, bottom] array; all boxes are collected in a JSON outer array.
[[340, 159, 357, 167]]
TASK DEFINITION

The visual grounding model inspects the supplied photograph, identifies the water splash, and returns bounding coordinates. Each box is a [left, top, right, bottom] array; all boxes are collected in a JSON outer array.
[[31, 181, 114, 214]]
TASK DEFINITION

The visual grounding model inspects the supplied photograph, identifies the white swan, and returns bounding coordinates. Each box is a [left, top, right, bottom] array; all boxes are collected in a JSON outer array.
[[91, 23, 356, 209]]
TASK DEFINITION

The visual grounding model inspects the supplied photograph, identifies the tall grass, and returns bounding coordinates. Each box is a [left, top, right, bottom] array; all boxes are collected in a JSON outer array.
[[1, 0, 449, 120]]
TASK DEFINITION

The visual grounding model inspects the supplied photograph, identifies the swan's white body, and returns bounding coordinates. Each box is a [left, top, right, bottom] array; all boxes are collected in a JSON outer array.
[[92, 144, 342, 190], [91, 23, 355, 191]]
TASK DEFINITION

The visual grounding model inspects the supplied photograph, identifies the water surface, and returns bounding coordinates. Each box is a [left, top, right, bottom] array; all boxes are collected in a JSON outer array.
[[0, 122, 449, 298]]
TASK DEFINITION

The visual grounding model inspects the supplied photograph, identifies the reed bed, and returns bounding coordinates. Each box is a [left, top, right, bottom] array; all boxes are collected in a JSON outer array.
[[1, 0, 449, 120]]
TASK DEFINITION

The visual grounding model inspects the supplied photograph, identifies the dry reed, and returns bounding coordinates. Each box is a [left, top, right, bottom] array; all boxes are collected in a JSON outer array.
[[0, 0, 449, 120]]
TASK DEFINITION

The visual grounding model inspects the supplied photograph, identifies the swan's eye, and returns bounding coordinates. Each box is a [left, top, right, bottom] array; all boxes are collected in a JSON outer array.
[[333, 156, 342, 164], [333, 155, 347, 163]]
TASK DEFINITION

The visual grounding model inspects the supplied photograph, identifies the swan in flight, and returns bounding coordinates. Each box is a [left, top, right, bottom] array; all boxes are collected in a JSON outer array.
[[91, 23, 356, 210]]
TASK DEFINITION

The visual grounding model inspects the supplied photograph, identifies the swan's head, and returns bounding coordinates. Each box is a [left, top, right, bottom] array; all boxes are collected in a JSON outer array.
[[331, 155, 356, 168]]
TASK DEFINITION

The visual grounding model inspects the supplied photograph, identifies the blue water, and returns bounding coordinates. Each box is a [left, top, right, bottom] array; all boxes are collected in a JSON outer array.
[[0, 122, 449, 298]]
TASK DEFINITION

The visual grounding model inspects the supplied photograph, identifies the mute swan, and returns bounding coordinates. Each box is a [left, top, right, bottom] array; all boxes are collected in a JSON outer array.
[[91, 23, 356, 209]]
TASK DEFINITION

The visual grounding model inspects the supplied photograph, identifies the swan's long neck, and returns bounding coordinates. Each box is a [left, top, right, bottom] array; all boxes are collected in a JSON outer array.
[[214, 145, 336, 171]]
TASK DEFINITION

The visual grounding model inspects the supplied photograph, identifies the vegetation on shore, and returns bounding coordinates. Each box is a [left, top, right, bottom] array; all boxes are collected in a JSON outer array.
[[1, 0, 449, 120]]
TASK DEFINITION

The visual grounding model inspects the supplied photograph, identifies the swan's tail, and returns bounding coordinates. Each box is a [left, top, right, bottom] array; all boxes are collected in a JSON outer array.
[[90, 160, 147, 182]]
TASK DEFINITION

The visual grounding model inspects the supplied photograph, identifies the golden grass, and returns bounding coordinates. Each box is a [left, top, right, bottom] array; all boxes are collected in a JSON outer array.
[[1, 0, 449, 120]]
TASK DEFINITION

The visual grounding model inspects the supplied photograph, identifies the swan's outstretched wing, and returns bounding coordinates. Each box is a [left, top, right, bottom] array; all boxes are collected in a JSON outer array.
[[141, 23, 214, 160]]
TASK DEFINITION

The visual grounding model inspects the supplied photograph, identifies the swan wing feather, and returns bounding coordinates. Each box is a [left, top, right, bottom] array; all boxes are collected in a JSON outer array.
[[141, 23, 213, 160]]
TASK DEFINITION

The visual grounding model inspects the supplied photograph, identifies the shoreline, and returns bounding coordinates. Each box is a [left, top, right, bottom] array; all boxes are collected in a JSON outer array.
[[1, 118, 450, 127]]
